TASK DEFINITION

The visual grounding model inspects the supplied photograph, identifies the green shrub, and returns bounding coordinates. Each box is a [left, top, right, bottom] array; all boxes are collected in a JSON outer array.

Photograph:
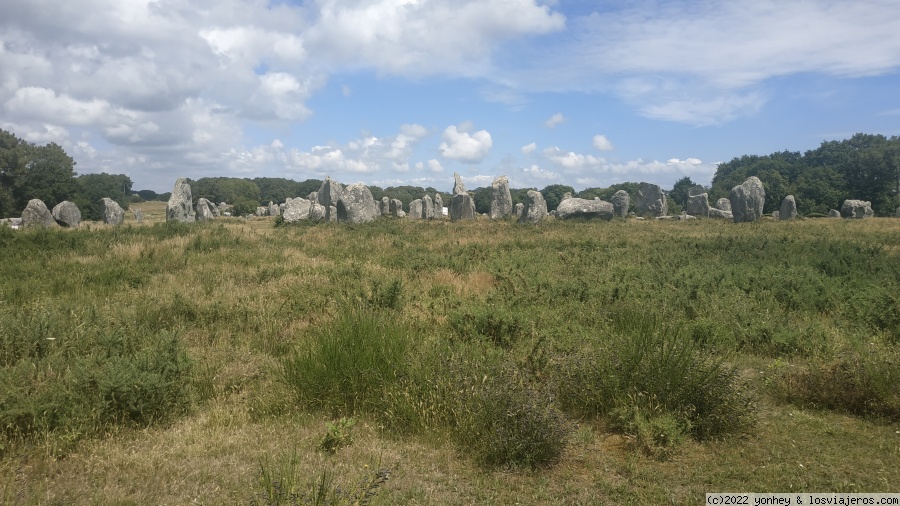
[[449, 305, 527, 349], [610, 394, 689, 459], [448, 360, 571, 469], [282, 308, 410, 417], [318, 417, 355, 454], [553, 312, 754, 441], [767, 344, 900, 420]]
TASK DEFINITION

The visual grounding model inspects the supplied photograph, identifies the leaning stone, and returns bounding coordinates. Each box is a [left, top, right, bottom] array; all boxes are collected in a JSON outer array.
[[490, 176, 513, 220], [166, 178, 196, 222], [518, 190, 548, 224], [408, 199, 423, 220], [686, 193, 710, 217], [634, 182, 668, 217], [715, 198, 732, 212], [52, 201, 81, 227], [449, 194, 476, 221], [840, 200, 874, 219], [196, 198, 216, 222], [611, 190, 630, 218], [22, 199, 57, 228], [283, 197, 312, 223], [101, 198, 125, 226], [779, 195, 798, 220], [337, 183, 379, 224], [556, 197, 614, 220], [730, 176, 766, 223]]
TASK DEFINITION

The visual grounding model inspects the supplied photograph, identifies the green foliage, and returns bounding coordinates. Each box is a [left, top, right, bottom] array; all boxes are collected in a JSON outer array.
[[136, 189, 158, 201], [318, 417, 355, 453], [767, 343, 900, 420], [449, 305, 527, 349], [0, 301, 192, 447], [610, 394, 689, 459], [251, 177, 321, 205], [74, 172, 133, 220], [252, 452, 390, 506], [0, 129, 79, 216], [552, 312, 754, 441], [191, 177, 261, 207], [540, 184, 575, 212], [668, 176, 697, 209], [446, 357, 571, 469], [282, 308, 410, 416]]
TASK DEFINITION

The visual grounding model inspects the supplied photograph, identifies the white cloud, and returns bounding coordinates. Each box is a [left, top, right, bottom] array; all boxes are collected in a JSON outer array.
[[592, 134, 614, 151], [544, 112, 564, 128], [427, 159, 444, 173], [521, 142, 537, 155], [305, 0, 565, 77], [439, 124, 493, 163], [542, 146, 604, 171]]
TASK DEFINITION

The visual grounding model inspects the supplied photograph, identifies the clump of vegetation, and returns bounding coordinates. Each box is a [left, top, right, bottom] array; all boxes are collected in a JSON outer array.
[[251, 451, 390, 506], [766, 343, 900, 420], [318, 417, 356, 454], [552, 312, 755, 442]]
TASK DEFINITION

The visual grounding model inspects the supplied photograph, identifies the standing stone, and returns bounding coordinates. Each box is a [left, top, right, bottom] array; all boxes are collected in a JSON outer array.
[[52, 201, 81, 227], [895, 207, 900, 218], [133, 208, 144, 223], [634, 182, 668, 217], [309, 202, 327, 221], [267, 201, 280, 217], [317, 177, 344, 221], [423, 195, 435, 219], [449, 194, 476, 221], [779, 195, 798, 220], [772, 211, 779, 219], [514, 202, 524, 217], [688, 185, 706, 197], [715, 198, 732, 212], [336, 183, 379, 224], [452, 172, 467, 195], [196, 198, 216, 222], [217, 202, 229, 215], [518, 190, 548, 224], [828, 209, 841, 218], [408, 199, 424, 220], [434, 194, 444, 219], [556, 197, 614, 220], [282, 197, 312, 223], [610, 190, 630, 218], [686, 193, 710, 218], [729, 176, 766, 223], [101, 198, 125, 226], [840, 200, 874, 219], [389, 199, 404, 218], [166, 178, 196, 223], [380, 196, 390, 216], [255, 206, 268, 217], [708, 208, 733, 220], [307, 191, 318, 203], [22, 199, 57, 228], [489, 175, 513, 220]]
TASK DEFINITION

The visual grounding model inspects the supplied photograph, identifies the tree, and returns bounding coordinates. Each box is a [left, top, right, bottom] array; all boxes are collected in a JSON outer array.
[[668, 176, 696, 210], [74, 173, 133, 221], [191, 177, 261, 207], [540, 184, 575, 212], [137, 189, 158, 201]]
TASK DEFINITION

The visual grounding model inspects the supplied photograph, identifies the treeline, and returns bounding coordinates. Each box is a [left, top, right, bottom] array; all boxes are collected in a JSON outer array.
[[708, 133, 900, 216], [3, 127, 898, 219]]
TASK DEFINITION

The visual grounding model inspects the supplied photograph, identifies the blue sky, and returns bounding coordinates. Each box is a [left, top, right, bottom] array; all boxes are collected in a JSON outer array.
[[2, 0, 899, 194]]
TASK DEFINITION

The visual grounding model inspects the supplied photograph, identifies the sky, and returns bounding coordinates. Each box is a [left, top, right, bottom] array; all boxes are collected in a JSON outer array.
[[2, 0, 900, 194]]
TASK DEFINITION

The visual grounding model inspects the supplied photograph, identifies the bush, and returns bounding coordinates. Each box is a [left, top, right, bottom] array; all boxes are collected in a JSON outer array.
[[553, 312, 754, 441], [767, 343, 900, 420], [282, 308, 410, 417]]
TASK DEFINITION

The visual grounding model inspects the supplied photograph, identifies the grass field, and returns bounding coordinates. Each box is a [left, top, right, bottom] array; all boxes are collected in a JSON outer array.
[[1, 200, 898, 505]]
